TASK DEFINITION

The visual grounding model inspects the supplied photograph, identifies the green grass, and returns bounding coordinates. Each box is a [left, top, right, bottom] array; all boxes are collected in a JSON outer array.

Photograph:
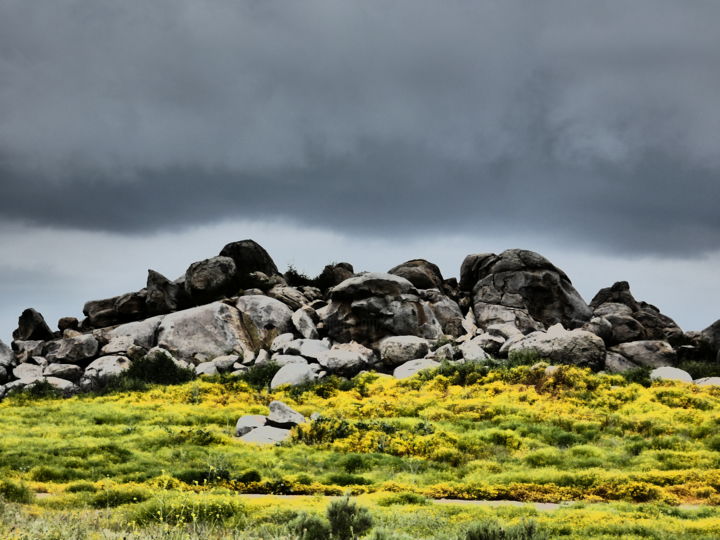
[[2, 364, 720, 537]]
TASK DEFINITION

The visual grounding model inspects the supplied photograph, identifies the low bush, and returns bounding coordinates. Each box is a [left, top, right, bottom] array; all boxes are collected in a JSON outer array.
[[465, 518, 547, 540], [124, 353, 195, 385], [291, 512, 332, 540], [237, 361, 281, 391], [89, 486, 150, 508], [326, 495, 373, 539], [376, 492, 428, 506], [128, 493, 246, 525], [0, 479, 33, 504]]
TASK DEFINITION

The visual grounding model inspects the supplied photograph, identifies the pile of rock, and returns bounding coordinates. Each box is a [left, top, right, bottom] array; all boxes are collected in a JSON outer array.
[[2, 241, 720, 401], [234, 400, 307, 444]]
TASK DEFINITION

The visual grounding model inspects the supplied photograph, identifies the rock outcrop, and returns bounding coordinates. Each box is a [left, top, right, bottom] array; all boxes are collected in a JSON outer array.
[[2, 239, 718, 399]]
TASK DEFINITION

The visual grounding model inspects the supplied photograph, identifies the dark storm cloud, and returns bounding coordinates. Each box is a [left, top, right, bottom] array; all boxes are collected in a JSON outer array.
[[1, 0, 719, 255]]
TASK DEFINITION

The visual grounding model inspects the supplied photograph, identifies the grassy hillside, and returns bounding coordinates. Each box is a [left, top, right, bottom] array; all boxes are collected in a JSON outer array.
[[2, 363, 720, 538]]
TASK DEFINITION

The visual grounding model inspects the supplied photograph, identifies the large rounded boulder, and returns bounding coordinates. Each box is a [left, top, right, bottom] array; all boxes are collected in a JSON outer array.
[[461, 249, 592, 333], [388, 259, 444, 290], [219, 240, 280, 288]]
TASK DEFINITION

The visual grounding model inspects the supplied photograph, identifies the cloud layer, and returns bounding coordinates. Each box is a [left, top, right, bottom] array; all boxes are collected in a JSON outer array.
[[1, 1, 719, 255]]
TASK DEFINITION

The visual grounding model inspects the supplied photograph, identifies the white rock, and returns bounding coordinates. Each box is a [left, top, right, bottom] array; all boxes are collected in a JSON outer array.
[[83, 355, 131, 381], [316, 349, 368, 376], [239, 425, 292, 445], [270, 333, 295, 353], [695, 377, 720, 387], [106, 315, 165, 349], [195, 362, 219, 376], [292, 307, 319, 339], [459, 338, 490, 362], [650, 366, 692, 383], [43, 363, 83, 381], [212, 355, 240, 372], [508, 324, 606, 369], [13, 363, 43, 381], [45, 377, 79, 393], [157, 302, 253, 363], [267, 400, 306, 425], [235, 415, 267, 437], [393, 359, 440, 379], [269, 354, 309, 367], [270, 363, 318, 389], [101, 336, 136, 355]]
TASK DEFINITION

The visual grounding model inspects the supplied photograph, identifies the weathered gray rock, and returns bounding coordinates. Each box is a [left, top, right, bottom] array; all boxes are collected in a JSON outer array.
[[458, 338, 491, 362], [316, 349, 368, 376], [508, 324, 606, 369], [292, 307, 319, 339], [184, 256, 238, 305], [212, 355, 240, 372], [267, 400, 306, 426], [330, 272, 417, 301], [695, 377, 720, 387], [11, 340, 44, 363], [463, 249, 592, 332], [115, 290, 148, 320], [331, 342, 377, 365], [429, 343, 460, 361], [45, 334, 99, 364], [379, 336, 429, 367], [270, 363, 320, 389], [388, 259, 444, 290], [470, 333, 505, 356], [13, 363, 43, 381], [235, 415, 267, 437], [13, 308, 54, 341], [701, 320, 720, 355], [322, 290, 442, 344], [83, 355, 131, 382], [236, 295, 293, 347], [582, 316, 614, 344], [252, 349, 270, 365], [604, 351, 638, 373], [43, 363, 83, 381], [101, 336, 136, 355], [58, 317, 79, 332], [421, 290, 464, 337], [105, 315, 165, 350], [195, 362, 219, 376], [239, 425, 291, 444], [393, 359, 440, 379], [269, 354, 309, 367], [146, 270, 187, 315], [219, 240, 280, 288], [315, 262, 354, 290], [0, 340, 14, 369], [83, 291, 147, 328], [650, 366, 692, 383], [270, 333, 296, 353], [610, 340, 676, 368], [45, 377, 79, 394], [280, 339, 330, 360], [268, 286, 309, 311], [158, 302, 253, 363]]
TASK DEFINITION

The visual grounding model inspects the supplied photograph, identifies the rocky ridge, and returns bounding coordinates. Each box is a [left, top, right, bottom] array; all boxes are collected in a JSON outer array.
[[2, 241, 719, 401]]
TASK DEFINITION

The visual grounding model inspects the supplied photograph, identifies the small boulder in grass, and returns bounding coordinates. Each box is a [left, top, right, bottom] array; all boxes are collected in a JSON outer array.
[[235, 415, 267, 437], [267, 400, 305, 427], [650, 366, 692, 383]]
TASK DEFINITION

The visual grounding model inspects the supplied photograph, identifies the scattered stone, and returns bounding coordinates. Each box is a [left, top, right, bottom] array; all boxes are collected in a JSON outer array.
[[268, 285, 309, 311], [239, 425, 291, 445], [101, 336, 135, 355], [270, 363, 319, 389], [45, 377, 79, 394], [235, 415, 267, 437], [213, 355, 240, 372], [379, 336, 429, 367], [43, 363, 83, 381], [458, 338, 491, 362], [604, 351, 638, 373], [83, 355, 132, 382], [610, 340, 676, 368], [195, 362, 219, 376], [13, 363, 43, 381], [269, 354, 309, 367], [236, 295, 294, 346], [393, 359, 440, 379], [650, 366, 692, 383], [267, 400, 306, 426], [316, 349, 368, 376], [508, 324, 606, 369], [45, 334, 99, 364]]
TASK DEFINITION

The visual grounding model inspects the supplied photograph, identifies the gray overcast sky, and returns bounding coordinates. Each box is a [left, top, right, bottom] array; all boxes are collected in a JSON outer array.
[[1, 1, 719, 340]]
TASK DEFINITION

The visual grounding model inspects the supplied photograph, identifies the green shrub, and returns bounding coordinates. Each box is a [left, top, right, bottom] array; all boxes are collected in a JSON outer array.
[[89, 486, 149, 508], [465, 518, 547, 540], [124, 353, 195, 385], [419, 360, 490, 386], [0, 479, 33, 504], [326, 495, 373, 539], [342, 454, 367, 474], [291, 512, 332, 540], [677, 360, 720, 380], [65, 481, 98, 493], [235, 469, 262, 483], [376, 492, 428, 506], [129, 494, 245, 525], [238, 361, 281, 391], [621, 367, 652, 387], [326, 473, 372, 486]]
